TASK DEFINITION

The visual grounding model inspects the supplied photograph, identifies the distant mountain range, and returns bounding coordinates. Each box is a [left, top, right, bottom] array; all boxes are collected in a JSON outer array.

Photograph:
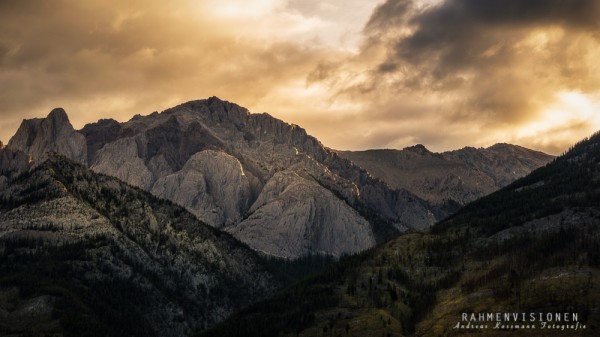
[[1, 97, 551, 259], [338, 143, 553, 211]]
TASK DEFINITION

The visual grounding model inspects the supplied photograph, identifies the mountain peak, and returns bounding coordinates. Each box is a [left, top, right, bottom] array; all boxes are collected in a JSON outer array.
[[6, 107, 86, 164], [404, 144, 432, 155], [486, 143, 554, 158], [488, 142, 518, 151], [206, 95, 225, 104], [170, 97, 250, 124], [179, 96, 235, 111], [47, 107, 69, 123]]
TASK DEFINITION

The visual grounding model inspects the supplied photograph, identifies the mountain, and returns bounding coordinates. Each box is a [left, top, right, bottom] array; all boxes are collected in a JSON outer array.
[[337, 143, 554, 210], [0, 155, 279, 337], [202, 131, 600, 337], [6, 97, 439, 258], [4, 97, 550, 259], [0, 97, 569, 336], [0, 144, 30, 186]]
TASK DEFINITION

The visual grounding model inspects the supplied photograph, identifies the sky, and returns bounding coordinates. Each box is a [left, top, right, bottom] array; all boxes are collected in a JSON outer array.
[[1, 0, 600, 154]]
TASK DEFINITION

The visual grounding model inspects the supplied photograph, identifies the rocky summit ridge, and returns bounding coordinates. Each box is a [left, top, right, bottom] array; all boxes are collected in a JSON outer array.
[[338, 143, 553, 211]]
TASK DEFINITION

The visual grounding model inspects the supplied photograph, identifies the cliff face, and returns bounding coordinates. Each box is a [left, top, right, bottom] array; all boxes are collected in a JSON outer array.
[[0, 146, 31, 189], [0, 147, 30, 178], [0, 155, 278, 337], [151, 150, 252, 227], [229, 169, 376, 259]]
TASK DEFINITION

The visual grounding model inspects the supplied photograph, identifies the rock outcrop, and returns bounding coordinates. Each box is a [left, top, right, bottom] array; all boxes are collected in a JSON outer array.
[[7, 108, 87, 164], [151, 150, 251, 227], [0, 146, 32, 189], [90, 135, 154, 189], [0, 147, 30, 178]]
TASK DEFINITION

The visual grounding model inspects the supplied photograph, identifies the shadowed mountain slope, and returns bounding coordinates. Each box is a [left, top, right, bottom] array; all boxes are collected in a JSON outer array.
[[338, 143, 553, 211], [201, 131, 600, 337]]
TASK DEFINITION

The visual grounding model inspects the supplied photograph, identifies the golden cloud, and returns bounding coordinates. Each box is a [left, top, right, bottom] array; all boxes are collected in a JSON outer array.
[[307, 0, 600, 153]]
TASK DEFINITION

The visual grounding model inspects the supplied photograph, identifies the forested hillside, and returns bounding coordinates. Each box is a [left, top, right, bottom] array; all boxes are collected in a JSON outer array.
[[0, 155, 279, 337]]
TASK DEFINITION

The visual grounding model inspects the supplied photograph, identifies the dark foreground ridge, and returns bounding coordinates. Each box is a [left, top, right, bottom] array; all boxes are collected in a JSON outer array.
[[0, 155, 279, 337]]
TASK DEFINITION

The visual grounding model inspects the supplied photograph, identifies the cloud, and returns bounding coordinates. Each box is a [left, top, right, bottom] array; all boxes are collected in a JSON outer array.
[[0, 0, 345, 142], [308, 0, 600, 153]]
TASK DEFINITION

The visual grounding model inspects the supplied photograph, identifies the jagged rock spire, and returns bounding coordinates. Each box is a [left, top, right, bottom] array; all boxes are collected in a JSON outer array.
[[7, 108, 87, 164]]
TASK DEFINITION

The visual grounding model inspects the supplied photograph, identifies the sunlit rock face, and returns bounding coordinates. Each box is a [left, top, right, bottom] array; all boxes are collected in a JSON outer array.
[[151, 150, 251, 228], [90, 135, 154, 190], [229, 169, 376, 258]]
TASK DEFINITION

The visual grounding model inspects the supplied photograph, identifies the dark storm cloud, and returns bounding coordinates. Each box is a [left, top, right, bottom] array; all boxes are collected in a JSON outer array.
[[379, 0, 599, 122], [390, 0, 599, 69], [366, 0, 600, 84], [365, 0, 413, 32]]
